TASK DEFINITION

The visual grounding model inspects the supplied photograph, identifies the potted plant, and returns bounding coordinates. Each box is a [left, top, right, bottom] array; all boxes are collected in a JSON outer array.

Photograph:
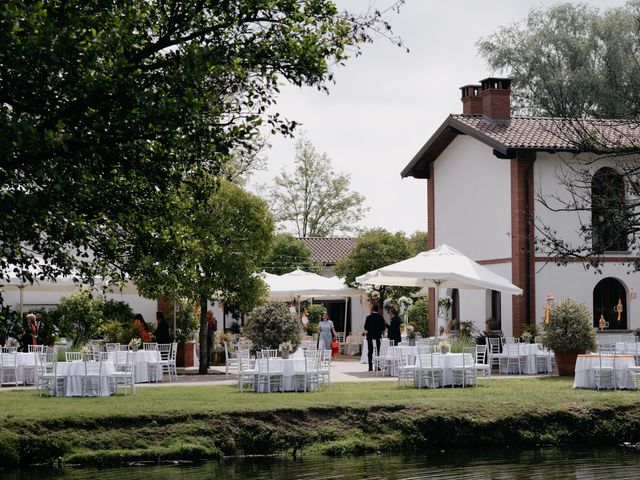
[[212, 331, 232, 365], [174, 300, 199, 367], [539, 298, 597, 376]]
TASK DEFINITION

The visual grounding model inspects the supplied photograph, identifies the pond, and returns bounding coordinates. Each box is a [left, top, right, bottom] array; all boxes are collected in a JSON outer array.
[[5, 447, 640, 479]]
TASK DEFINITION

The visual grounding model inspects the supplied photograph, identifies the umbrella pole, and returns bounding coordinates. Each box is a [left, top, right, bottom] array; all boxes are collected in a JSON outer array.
[[19, 285, 24, 317], [343, 297, 348, 339], [435, 281, 441, 341]]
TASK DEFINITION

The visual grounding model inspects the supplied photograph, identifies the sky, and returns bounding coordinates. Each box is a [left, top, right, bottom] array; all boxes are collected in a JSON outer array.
[[249, 0, 627, 236]]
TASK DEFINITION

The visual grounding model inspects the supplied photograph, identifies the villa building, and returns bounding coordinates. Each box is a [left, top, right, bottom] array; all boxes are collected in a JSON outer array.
[[402, 77, 640, 338]]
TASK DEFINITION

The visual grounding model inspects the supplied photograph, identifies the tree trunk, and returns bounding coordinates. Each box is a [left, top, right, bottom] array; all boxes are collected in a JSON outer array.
[[198, 294, 208, 374]]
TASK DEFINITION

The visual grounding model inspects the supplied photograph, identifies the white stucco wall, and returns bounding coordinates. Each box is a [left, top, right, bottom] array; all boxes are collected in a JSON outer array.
[[432, 135, 515, 335], [433, 135, 512, 261]]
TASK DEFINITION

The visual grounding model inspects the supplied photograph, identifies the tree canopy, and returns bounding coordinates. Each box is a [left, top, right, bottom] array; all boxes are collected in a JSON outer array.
[[268, 137, 368, 237], [0, 0, 402, 285], [477, 2, 640, 118], [262, 233, 320, 275]]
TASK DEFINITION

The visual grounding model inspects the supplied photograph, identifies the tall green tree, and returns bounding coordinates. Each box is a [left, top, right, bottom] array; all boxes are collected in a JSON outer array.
[[262, 233, 320, 274], [407, 231, 429, 256], [477, 2, 640, 118], [269, 137, 368, 237], [133, 178, 274, 374], [335, 228, 412, 310], [0, 0, 402, 285]]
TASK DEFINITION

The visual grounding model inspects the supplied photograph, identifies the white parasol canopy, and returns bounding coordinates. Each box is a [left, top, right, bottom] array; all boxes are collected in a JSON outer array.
[[264, 269, 361, 299], [356, 244, 522, 336]]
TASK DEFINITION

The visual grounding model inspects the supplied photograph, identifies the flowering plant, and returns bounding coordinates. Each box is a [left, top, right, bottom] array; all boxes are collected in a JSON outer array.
[[437, 340, 451, 352], [383, 298, 395, 312], [279, 340, 295, 352], [128, 337, 142, 349], [5, 337, 19, 348], [80, 344, 92, 355]]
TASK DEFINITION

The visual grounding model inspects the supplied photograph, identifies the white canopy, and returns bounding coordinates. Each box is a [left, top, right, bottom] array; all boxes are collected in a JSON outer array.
[[356, 244, 522, 336], [264, 269, 362, 299]]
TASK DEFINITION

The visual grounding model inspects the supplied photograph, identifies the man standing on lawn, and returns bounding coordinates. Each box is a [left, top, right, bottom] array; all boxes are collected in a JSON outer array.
[[364, 304, 386, 372]]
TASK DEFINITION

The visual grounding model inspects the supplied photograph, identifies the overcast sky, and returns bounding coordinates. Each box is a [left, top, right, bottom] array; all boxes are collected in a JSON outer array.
[[250, 0, 627, 236]]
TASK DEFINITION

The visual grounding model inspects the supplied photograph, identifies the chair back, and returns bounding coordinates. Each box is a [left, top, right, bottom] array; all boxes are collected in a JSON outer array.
[[28, 345, 47, 353], [170, 342, 178, 361], [106, 343, 120, 352], [143, 342, 159, 351], [2, 346, 18, 353], [158, 343, 171, 361], [475, 344, 487, 364], [65, 351, 83, 362]]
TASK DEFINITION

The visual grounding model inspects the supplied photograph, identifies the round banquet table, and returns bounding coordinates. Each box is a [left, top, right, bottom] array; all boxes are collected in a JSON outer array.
[[55, 360, 116, 397], [107, 350, 161, 383], [573, 354, 636, 389], [360, 338, 391, 364], [413, 353, 475, 387], [254, 357, 309, 392]]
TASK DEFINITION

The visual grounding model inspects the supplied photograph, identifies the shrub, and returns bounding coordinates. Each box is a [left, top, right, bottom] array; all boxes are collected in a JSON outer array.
[[305, 304, 326, 336], [244, 302, 301, 350], [539, 298, 597, 353], [56, 290, 105, 347], [407, 298, 428, 336], [174, 298, 199, 343]]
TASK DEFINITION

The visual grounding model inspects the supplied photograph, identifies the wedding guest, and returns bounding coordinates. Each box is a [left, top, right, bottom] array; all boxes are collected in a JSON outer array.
[[364, 304, 386, 371], [133, 313, 151, 342], [155, 311, 171, 344], [317, 311, 337, 352], [19, 314, 37, 352]]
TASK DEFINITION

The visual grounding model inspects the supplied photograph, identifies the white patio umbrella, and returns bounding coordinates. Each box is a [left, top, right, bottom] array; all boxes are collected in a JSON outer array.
[[356, 244, 523, 337], [262, 269, 362, 339]]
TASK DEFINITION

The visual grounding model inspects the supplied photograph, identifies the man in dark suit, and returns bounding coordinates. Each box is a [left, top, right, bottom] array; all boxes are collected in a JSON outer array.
[[364, 304, 386, 371]]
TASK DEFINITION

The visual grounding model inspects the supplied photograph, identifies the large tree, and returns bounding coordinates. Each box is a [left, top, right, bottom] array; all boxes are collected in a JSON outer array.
[[478, 2, 640, 268], [0, 0, 402, 285], [133, 178, 274, 374], [335, 228, 412, 310], [269, 137, 368, 237], [262, 233, 320, 275], [477, 2, 640, 118]]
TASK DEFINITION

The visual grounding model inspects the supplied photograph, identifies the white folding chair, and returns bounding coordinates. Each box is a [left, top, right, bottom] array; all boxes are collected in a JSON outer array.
[[108, 351, 135, 396], [474, 344, 491, 385], [256, 357, 283, 393], [81, 358, 105, 396], [237, 351, 258, 392], [397, 348, 417, 388], [293, 349, 321, 392], [143, 342, 159, 351], [318, 349, 332, 388], [0, 352, 19, 386], [593, 354, 615, 390], [65, 351, 83, 362], [451, 348, 476, 388], [415, 352, 444, 388]]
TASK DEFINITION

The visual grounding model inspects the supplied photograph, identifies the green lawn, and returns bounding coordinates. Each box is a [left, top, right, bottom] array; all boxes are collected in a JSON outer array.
[[1, 377, 638, 422], [2, 378, 640, 468]]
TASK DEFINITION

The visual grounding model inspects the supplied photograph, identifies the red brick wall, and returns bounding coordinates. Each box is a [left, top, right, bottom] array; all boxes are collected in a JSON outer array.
[[510, 152, 536, 337], [428, 163, 436, 336], [481, 89, 511, 121]]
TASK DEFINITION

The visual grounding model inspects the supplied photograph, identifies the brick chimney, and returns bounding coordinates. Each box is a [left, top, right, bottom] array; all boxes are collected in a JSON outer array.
[[460, 84, 482, 116], [480, 77, 511, 121]]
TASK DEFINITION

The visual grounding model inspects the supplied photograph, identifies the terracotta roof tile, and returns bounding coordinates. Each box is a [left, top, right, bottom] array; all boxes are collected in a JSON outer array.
[[451, 115, 640, 151], [297, 237, 355, 265]]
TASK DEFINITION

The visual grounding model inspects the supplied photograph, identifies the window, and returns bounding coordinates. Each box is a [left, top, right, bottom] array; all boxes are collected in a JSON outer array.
[[592, 167, 627, 252], [593, 277, 627, 330]]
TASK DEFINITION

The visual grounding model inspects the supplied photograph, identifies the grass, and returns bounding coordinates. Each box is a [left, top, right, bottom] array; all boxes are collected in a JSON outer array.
[[2, 378, 640, 468], [0, 377, 637, 422]]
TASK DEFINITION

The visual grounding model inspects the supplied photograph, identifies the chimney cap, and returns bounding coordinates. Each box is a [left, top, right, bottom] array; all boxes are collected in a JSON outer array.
[[480, 77, 512, 90]]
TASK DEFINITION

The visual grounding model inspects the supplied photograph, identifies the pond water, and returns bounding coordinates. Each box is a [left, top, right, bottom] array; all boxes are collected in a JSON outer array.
[[5, 447, 640, 479]]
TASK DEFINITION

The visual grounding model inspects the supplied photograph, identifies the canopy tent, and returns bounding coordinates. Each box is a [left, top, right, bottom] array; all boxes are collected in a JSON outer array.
[[262, 269, 363, 339], [356, 244, 523, 336]]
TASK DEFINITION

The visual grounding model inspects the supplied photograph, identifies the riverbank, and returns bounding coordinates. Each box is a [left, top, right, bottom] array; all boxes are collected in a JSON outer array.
[[1, 377, 639, 469]]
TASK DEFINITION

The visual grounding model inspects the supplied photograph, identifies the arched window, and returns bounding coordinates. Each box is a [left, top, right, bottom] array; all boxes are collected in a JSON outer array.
[[593, 278, 627, 330], [592, 168, 627, 252]]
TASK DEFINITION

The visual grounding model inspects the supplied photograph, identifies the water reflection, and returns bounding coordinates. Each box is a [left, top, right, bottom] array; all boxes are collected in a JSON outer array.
[[6, 447, 640, 479]]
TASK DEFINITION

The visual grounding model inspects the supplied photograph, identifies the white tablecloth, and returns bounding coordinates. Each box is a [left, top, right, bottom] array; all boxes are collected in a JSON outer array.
[[107, 350, 161, 383], [55, 360, 116, 397], [345, 335, 362, 356], [414, 353, 475, 387], [360, 338, 390, 364], [378, 346, 418, 376], [496, 343, 545, 374], [254, 358, 306, 392], [615, 342, 640, 356], [573, 354, 636, 389]]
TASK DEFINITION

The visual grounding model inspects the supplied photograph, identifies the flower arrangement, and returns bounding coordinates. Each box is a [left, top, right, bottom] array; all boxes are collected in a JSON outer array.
[[279, 340, 295, 352], [80, 344, 92, 356], [437, 340, 451, 353], [438, 295, 452, 310], [214, 332, 233, 353], [520, 331, 533, 343], [128, 337, 142, 349], [5, 337, 19, 348], [405, 324, 416, 339], [397, 296, 413, 316]]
